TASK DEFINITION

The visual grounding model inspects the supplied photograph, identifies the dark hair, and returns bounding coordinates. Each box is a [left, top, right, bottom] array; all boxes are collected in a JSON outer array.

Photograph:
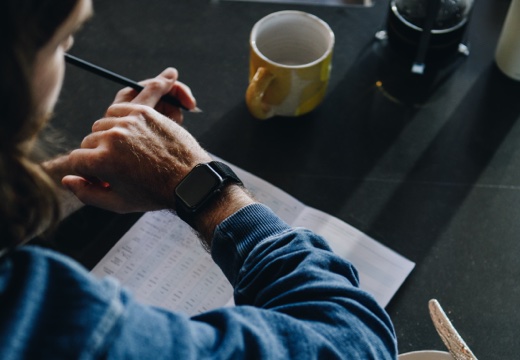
[[0, 0, 80, 247]]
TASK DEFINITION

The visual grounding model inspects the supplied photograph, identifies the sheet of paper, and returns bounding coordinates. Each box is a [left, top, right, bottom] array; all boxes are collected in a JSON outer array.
[[293, 208, 413, 307], [90, 212, 234, 314], [91, 157, 414, 315], [229, 160, 415, 308]]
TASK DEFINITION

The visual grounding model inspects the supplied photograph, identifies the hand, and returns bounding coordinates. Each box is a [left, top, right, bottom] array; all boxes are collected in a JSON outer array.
[[112, 67, 197, 124], [41, 154, 73, 186], [62, 102, 212, 213]]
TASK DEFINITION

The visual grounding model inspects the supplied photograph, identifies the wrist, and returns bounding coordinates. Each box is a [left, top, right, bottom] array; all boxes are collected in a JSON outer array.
[[190, 185, 255, 247], [173, 161, 255, 246]]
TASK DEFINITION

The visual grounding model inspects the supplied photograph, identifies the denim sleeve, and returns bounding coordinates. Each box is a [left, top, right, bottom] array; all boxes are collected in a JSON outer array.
[[2, 204, 396, 359], [211, 204, 397, 358], [107, 204, 397, 359]]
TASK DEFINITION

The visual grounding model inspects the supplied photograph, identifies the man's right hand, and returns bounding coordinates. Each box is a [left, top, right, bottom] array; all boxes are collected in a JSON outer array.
[[62, 102, 212, 214]]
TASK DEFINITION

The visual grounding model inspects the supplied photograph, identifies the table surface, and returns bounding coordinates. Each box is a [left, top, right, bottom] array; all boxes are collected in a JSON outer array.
[[46, 0, 520, 357]]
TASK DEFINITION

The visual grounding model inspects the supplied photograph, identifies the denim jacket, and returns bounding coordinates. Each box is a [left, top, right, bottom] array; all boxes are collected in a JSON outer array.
[[0, 204, 397, 359]]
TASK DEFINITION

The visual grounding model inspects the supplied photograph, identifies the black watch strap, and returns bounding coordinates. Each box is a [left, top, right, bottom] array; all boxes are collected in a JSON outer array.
[[174, 161, 243, 227], [210, 161, 242, 183]]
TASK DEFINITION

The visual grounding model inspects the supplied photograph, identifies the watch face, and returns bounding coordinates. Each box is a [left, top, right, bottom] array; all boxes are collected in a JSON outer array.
[[175, 165, 222, 210]]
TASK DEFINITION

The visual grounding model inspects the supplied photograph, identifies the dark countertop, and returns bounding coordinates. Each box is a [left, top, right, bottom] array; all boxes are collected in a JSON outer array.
[[47, 0, 520, 357]]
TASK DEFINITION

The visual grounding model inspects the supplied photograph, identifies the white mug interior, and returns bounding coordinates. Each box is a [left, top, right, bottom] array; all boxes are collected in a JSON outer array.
[[251, 11, 334, 67]]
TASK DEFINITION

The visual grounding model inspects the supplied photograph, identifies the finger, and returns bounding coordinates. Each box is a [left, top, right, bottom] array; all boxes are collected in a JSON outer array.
[[156, 81, 196, 122], [140, 67, 178, 85], [92, 117, 120, 132], [106, 103, 171, 131], [170, 81, 197, 111], [105, 103, 133, 117], [80, 132, 102, 149], [112, 87, 139, 105], [157, 102, 183, 124], [131, 68, 178, 107], [80, 126, 126, 150], [68, 147, 109, 177], [131, 79, 172, 108], [106, 103, 151, 119], [62, 175, 122, 212], [111, 68, 178, 105]]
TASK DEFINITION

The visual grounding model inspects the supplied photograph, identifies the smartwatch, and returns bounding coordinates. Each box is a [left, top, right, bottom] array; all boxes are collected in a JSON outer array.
[[174, 161, 243, 226]]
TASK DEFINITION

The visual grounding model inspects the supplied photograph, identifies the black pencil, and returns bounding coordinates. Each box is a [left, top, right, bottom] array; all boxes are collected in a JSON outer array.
[[64, 53, 201, 112]]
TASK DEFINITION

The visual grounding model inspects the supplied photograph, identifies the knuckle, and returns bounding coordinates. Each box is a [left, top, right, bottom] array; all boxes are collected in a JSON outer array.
[[80, 134, 93, 147], [68, 149, 81, 162], [131, 104, 148, 113], [106, 127, 129, 142], [114, 117, 134, 129], [146, 79, 165, 92], [128, 105, 154, 121], [116, 87, 134, 98], [105, 104, 121, 116], [91, 120, 103, 132], [138, 106, 155, 119]]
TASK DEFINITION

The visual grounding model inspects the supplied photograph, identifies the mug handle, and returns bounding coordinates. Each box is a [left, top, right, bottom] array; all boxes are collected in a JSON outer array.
[[246, 67, 276, 119]]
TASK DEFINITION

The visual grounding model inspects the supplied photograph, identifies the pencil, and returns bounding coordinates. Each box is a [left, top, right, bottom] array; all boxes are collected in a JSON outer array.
[[64, 53, 201, 112]]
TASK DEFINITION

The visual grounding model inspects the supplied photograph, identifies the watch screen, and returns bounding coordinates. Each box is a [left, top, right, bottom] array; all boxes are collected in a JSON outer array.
[[176, 165, 221, 209]]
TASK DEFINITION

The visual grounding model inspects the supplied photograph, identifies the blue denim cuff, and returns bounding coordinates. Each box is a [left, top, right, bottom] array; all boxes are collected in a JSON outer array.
[[211, 203, 291, 286]]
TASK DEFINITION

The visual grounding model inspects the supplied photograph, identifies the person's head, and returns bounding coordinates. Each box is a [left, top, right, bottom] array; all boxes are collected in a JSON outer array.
[[0, 0, 92, 247]]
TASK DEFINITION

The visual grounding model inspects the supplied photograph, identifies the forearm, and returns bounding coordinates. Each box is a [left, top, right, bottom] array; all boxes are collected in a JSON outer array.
[[78, 203, 396, 359], [210, 204, 397, 358], [188, 184, 256, 247]]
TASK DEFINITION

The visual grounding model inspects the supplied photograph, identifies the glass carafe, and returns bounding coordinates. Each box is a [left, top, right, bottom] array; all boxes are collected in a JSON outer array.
[[386, 0, 474, 65]]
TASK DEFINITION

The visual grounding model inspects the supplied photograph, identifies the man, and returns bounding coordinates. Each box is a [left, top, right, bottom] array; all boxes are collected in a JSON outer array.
[[0, 0, 397, 358]]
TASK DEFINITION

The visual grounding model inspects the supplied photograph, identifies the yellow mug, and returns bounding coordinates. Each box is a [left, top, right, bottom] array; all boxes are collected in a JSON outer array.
[[246, 11, 335, 120]]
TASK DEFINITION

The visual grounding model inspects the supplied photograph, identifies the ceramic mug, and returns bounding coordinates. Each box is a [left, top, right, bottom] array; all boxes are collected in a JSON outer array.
[[398, 350, 453, 360], [246, 11, 335, 119]]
